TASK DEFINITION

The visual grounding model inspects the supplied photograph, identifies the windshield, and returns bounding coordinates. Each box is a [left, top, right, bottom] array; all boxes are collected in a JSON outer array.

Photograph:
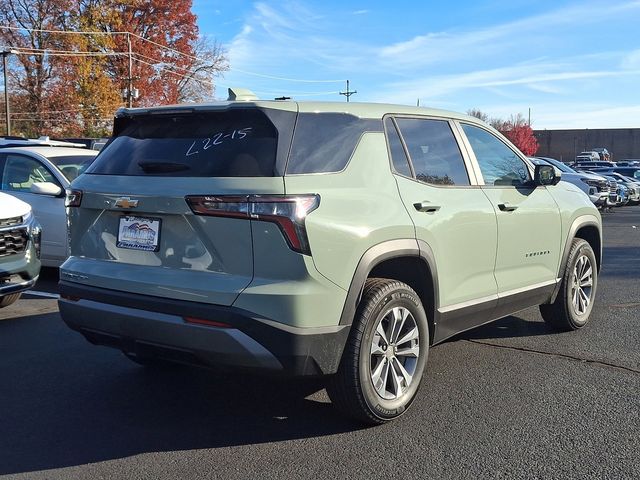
[[49, 155, 98, 181]]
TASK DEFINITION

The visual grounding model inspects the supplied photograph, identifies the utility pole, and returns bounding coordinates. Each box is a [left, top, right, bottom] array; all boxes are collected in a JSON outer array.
[[2, 49, 17, 136], [127, 33, 133, 108], [528, 107, 531, 126], [339, 80, 357, 102]]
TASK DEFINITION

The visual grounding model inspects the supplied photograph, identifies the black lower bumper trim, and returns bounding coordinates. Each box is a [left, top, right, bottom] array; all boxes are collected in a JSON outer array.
[[58, 281, 349, 376]]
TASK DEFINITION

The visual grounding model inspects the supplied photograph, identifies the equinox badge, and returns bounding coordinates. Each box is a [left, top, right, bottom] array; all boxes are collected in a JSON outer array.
[[115, 197, 139, 209]]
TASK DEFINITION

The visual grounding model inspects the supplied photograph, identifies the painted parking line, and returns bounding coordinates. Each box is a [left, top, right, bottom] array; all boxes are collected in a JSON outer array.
[[23, 290, 60, 299]]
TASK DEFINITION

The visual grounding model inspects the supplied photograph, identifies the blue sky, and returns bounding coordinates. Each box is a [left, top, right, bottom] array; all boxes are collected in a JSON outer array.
[[193, 0, 640, 129]]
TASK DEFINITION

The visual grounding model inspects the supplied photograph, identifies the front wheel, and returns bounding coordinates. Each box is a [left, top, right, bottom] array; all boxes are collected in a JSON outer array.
[[327, 278, 429, 424], [540, 238, 598, 331], [0, 293, 21, 308]]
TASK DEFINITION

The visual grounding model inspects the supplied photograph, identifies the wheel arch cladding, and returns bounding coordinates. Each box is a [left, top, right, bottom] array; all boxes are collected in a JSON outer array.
[[574, 225, 601, 272], [339, 239, 438, 345]]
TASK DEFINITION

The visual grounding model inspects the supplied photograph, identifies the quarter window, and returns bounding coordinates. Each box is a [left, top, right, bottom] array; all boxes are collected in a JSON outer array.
[[395, 118, 469, 186], [461, 124, 530, 186], [384, 117, 412, 177], [287, 113, 382, 174]]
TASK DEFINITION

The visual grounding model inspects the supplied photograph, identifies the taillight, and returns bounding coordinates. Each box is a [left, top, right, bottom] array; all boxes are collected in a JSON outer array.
[[185, 194, 320, 255], [65, 189, 83, 207]]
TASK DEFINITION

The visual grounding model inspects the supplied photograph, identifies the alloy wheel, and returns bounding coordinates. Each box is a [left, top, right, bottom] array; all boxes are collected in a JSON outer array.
[[571, 255, 593, 315], [369, 306, 420, 400]]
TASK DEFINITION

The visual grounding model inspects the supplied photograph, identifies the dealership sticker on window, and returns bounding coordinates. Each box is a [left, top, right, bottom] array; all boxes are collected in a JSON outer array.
[[117, 216, 161, 252]]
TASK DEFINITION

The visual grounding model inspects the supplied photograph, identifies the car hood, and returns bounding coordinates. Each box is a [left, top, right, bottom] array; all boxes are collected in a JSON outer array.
[[0, 192, 31, 219], [578, 172, 609, 181]]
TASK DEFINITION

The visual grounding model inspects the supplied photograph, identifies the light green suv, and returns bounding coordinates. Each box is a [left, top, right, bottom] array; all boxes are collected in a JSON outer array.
[[58, 89, 602, 424]]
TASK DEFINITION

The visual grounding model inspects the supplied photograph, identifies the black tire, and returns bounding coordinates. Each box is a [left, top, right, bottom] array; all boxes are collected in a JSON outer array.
[[540, 238, 598, 331], [326, 278, 429, 425], [0, 293, 21, 308]]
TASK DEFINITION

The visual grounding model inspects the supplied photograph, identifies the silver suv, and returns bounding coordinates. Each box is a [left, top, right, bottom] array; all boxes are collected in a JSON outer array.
[[0, 192, 41, 307], [59, 92, 602, 423]]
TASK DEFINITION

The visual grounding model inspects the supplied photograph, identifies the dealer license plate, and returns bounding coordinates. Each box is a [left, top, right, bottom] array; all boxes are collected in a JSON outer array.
[[116, 216, 161, 252]]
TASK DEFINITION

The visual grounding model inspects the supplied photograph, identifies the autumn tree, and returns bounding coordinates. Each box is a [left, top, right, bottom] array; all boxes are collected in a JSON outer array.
[[467, 108, 489, 124], [99, 0, 228, 106], [0, 0, 227, 137], [0, 0, 72, 136], [498, 114, 538, 156], [467, 109, 538, 156]]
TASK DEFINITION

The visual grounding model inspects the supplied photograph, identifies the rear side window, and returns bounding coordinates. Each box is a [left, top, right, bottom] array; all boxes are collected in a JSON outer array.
[[286, 113, 382, 174], [395, 118, 469, 186], [87, 109, 278, 177]]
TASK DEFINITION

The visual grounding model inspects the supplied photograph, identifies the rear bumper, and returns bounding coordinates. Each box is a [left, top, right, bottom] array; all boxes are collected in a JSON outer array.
[[58, 281, 349, 376]]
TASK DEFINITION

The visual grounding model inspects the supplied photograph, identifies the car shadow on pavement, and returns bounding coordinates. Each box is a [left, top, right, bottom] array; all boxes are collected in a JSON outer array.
[[0, 312, 364, 476], [452, 315, 552, 341]]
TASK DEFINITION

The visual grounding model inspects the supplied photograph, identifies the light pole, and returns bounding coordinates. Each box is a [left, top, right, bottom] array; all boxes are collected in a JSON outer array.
[[2, 49, 18, 136]]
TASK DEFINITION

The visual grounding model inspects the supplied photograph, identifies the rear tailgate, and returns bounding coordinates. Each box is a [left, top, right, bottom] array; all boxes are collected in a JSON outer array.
[[62, 106, 294, 306]]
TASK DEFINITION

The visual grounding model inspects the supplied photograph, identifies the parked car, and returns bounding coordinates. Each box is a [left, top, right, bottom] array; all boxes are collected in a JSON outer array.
[[58, 91, 602, 424], [575, 151, 600, 162], [611, 167, 640, 180], [591, 148, 610, 161], [571, 160, 617, 169], [0, 136, 86, 148], [615, 160, 640, 167], [0, 146, 99, 266], [532, 157, 609, 207], [0, 192, 41, 307], [590, 167, 640, 181], [606, 173, 640, 205]]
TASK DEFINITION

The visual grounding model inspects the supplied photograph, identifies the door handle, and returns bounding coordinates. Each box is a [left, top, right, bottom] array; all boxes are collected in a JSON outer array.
[[413, 201, 441, 213], [498, 202, 518, 212]]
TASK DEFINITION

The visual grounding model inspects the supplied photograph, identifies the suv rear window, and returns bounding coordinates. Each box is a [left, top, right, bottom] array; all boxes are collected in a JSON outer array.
[[286, 113, 382, 174], [87, 109, 278, 177]]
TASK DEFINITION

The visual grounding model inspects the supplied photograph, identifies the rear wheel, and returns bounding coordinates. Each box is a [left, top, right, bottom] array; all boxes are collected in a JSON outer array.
[[540, 238, 597, 331], [0, 293, 21, 308], [327, 278, 429, 424]]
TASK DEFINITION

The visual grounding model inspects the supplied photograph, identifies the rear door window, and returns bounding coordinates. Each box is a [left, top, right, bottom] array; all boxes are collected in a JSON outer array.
[[87, 109, 279, 177], [394, 118, 470, 186]]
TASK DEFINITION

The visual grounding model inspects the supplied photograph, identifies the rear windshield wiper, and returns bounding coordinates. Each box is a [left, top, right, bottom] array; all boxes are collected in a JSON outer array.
[[137, 161, 190, 173]]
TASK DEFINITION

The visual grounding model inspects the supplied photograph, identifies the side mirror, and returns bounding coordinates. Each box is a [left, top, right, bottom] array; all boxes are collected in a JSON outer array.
[[534, 164, 561, 186], [30, 181, 63, 197]]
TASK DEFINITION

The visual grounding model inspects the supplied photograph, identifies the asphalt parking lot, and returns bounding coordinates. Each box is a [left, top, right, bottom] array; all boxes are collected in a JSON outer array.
[[1, 208, 639, 480]]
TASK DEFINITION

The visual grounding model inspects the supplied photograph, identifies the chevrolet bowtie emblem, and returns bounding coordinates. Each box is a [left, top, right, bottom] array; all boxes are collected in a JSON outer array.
[[114, 197, 139, 208]]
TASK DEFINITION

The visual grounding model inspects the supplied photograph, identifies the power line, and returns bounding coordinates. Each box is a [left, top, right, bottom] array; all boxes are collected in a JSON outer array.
[[0, 25, 128, 35], [1, 47, 125, 57], [11, 105, 123, 115], [2, 117, 113, 122], [0, 25, 346, 84], [133, 57, 340, 97]]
